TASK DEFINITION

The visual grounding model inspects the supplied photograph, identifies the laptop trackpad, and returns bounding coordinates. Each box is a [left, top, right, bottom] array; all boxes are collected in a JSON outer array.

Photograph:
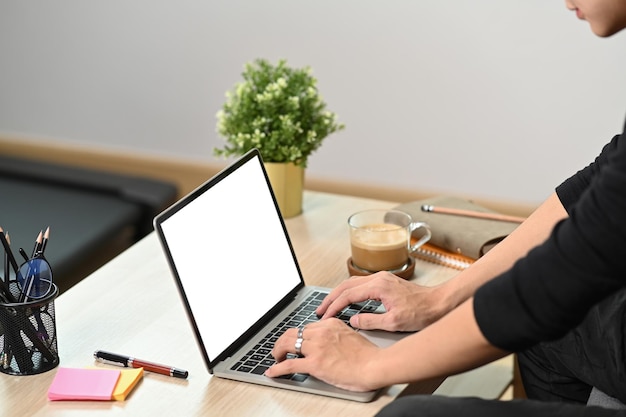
[[359, 329, 412, 349]]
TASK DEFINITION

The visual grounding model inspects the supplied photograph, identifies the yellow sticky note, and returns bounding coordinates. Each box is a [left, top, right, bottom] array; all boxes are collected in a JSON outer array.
[[112, 367, 143, 401]]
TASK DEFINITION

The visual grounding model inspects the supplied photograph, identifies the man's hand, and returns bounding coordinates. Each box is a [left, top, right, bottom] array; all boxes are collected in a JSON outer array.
[[266, 319, 383, 392], [316, 271, 450, 332]]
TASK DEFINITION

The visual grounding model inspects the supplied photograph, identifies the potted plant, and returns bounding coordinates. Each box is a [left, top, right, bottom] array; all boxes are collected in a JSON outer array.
[[214, 58, 344, 217]]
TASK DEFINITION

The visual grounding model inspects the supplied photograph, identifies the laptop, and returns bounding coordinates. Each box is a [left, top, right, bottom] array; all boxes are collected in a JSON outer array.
[[153, 149, 407, 402]]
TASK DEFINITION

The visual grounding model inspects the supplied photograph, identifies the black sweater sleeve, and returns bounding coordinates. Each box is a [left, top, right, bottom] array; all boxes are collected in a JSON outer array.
[[556, 135, 620, 213], [474, 132, 626, 351]]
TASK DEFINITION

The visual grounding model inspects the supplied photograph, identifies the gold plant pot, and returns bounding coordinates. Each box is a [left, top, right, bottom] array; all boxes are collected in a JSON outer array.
[[264, 162, 304, 218]]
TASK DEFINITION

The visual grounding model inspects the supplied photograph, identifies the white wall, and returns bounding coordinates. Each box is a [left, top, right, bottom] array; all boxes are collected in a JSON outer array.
[[1, 0, 625, 206]]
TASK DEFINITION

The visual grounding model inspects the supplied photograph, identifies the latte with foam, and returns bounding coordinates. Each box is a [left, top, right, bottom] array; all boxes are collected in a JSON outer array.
[[350, 223, 409, 272]]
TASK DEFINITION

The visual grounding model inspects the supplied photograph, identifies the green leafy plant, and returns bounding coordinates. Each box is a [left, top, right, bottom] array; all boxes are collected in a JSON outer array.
[[214, 59, 344, 167]]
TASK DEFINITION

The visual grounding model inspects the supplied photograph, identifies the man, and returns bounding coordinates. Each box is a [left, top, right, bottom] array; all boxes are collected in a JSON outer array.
[[266, 1, 626, 415]]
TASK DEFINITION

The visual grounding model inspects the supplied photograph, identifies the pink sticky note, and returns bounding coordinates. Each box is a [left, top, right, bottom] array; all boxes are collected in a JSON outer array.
[[48, 367, 121, 401]]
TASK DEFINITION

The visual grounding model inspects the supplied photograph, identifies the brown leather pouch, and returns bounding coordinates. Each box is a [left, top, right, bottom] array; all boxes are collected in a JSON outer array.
[[394, 195, 520, 259]]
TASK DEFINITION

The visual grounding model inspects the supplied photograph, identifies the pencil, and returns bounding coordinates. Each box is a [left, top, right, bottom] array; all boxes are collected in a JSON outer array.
[[31, 230, 42, 258], [40, 226, 50, 255], [421, 205, 526, 224], [0, 227, 18, 303], [4, 233, 10, 283], [0, 227, 19, 273]]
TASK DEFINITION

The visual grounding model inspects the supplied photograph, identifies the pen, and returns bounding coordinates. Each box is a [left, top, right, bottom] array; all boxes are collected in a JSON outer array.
[[94, 350, 189, 379], [19, 248, 29, 262], [421, 205, 526, 224]]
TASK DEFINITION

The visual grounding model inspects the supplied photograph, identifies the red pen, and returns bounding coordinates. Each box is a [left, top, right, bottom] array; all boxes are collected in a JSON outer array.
[[94, 350, 188, 379]]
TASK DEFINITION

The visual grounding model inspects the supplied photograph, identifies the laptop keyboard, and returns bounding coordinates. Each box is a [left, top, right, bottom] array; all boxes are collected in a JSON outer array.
[[230, 291, 381, 381]]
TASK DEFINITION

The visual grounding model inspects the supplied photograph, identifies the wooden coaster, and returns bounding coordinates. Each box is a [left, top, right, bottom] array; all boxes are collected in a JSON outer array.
[[347, 257, 415, 279]]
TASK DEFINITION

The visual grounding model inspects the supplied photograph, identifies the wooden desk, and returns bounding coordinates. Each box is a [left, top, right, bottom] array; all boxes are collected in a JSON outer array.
[[0, 191, 460, 416]]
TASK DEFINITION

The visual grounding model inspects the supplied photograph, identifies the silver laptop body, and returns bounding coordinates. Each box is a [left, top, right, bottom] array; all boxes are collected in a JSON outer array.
[[153, 149, 406, 402]]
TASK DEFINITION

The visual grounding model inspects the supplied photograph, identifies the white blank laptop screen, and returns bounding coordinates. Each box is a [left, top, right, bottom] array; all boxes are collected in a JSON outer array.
[[159, 155, 302, 362]]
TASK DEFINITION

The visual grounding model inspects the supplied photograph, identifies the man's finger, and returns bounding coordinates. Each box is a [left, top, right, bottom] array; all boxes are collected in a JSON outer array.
[[316, 276, 370, 315], [350, 312, 385, 330], [265, 358, 301, 378]]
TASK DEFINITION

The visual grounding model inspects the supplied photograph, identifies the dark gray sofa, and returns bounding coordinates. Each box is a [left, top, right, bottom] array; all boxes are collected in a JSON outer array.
[[0, 155, 177, 294]]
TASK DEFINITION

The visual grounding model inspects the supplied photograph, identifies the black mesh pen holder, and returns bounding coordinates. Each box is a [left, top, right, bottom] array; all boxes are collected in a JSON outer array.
[[0, 283, 59, 376]]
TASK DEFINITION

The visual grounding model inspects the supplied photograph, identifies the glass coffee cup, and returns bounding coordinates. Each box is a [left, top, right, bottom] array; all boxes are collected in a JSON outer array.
[[348, 209, 431, 274]]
